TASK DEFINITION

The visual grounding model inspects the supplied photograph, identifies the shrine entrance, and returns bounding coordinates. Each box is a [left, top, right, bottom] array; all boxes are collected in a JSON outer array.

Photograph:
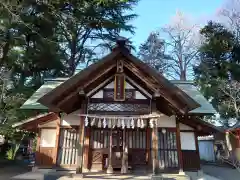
[[89, 127, 148, 172]]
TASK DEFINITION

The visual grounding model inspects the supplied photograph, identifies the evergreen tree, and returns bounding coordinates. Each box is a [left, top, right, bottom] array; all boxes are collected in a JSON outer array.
[[194, 21, 240, 126], [138, 32, 171, 77]]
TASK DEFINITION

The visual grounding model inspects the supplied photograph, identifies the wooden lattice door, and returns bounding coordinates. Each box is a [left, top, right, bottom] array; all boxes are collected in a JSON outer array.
[[158, 128, 179, 171], [112, 129, 123, 168]]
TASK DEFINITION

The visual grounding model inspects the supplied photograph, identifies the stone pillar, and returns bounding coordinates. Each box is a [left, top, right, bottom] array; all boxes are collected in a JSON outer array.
[[107, 128, 113, 174]]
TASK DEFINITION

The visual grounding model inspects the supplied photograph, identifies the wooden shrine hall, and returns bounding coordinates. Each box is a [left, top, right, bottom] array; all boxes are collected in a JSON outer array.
[[15, 40, 221, 175]]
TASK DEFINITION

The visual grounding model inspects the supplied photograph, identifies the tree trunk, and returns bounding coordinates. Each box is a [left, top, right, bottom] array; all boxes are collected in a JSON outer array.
[[180, 70, 186, 80]]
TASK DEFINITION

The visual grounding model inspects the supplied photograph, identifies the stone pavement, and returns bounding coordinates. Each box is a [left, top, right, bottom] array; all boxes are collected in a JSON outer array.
[[9, 171, 221, 180], [202, 164, 240, 180]]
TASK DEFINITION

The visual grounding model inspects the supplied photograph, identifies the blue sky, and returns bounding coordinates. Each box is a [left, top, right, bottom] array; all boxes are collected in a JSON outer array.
[[123, 0, 224, 49]]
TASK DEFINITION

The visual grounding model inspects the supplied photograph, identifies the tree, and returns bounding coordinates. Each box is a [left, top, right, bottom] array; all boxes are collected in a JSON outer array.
[[0, 0, 139, 149], [51, 0, 138, 75], [218, 79, 240, 125], [194, 21, 240, 126], [138, 32, 171, 77], [218, 0, 240, 42], [161, 11, 200, 80]]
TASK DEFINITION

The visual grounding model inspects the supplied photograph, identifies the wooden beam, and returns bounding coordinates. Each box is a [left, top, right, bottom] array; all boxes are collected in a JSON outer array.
[[176, 117, 184, 172], [53, 115, 60, 165], [56, 64, 115, 108], [124, 62, 187, 114], [124, 62, 158, 92]]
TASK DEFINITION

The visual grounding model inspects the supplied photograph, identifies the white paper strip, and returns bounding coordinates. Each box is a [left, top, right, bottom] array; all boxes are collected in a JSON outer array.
[[108, 119, 112, 128], [98, 119, 102, 128], [117, 119, 121, 128], [131, 118, 134, 129], [91, 117, 96, 126], [103, 118, 107, 128], [137, 119, 141, 128], [127, 119, 131, 129], [112, 119, 116, 128], [84, 116, 89, 126]]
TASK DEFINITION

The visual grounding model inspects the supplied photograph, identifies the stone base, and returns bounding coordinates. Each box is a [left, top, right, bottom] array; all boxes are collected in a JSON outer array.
[[71, 173, 84, 179], [121, 166, 128, 174], [179, 170, 186, 175], [106, 165, 113, 174]]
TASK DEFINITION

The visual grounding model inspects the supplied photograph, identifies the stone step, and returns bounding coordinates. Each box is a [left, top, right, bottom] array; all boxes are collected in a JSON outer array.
[[151, 174, 190, 180]]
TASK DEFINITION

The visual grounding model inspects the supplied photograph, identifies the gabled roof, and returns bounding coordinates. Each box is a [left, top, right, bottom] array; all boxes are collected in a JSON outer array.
[[21, 80, 216, 115], [172, 81, 216, 114], [37, 41, 200, 114]]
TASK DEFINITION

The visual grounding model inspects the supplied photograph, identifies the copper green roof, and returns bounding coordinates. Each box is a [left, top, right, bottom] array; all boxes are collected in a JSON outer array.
[[20, 79, 216, 114], [20, 80, 65, 110], [172, 81, 217, 114]]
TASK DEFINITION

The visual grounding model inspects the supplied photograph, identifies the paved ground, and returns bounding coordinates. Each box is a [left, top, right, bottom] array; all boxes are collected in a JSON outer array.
[[0, 164, 32, 180], [2, 164, 236, 180], [202, 164, 240, 180]]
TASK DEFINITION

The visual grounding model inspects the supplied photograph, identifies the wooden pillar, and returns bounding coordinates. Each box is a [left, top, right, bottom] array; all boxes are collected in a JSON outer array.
[[83, 127, 90, 171], [151, 100, 159, 175], [121, 128, 128, 174], [146, 127, 151, 166], [35, 128, 41, 166], [236, 130, 240, 148], [53, 115, 61, 165], [152, 120, 159, 175], [194, 131, 201, 170], [176, 117, 183, 173], [76, 107, 85, 174], [107, 128, 113, 174]]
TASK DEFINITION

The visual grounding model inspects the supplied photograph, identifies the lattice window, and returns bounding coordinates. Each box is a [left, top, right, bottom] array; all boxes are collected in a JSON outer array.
[[125, 90, 135, 99], [158, 129, 179, 169], [104, 90, 114, 99], [88, 103, 150, 112], [103, 89, 135, 99]]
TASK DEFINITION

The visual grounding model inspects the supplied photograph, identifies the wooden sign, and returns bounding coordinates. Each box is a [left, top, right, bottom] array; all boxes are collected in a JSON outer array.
[[114, 73, 125, 101]]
